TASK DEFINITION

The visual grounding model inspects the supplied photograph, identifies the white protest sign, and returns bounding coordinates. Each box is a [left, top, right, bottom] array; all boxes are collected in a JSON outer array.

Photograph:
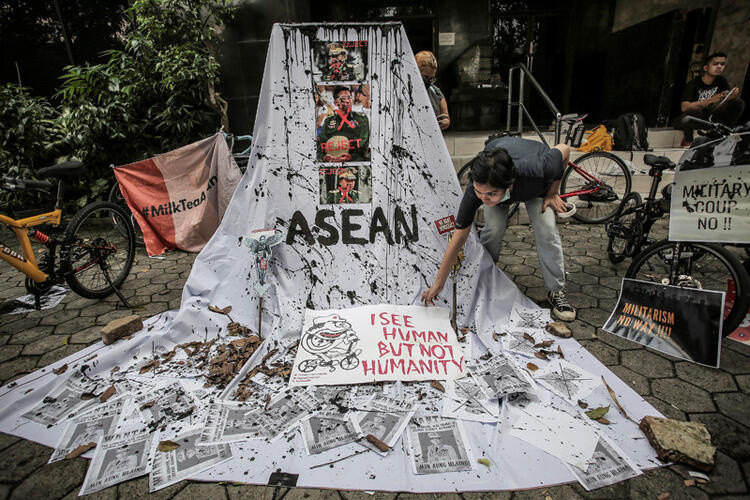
[[289, 304, 464, 386], [670, 164, 750, 243]]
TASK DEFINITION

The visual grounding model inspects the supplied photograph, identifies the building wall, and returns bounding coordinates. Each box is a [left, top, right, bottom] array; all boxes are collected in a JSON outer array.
[[614, 0, 748, 90], [709, 0, 750, 91]]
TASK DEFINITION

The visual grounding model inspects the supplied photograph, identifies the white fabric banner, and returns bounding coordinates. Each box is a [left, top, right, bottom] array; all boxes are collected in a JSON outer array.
[[669, 164, 750, 243]]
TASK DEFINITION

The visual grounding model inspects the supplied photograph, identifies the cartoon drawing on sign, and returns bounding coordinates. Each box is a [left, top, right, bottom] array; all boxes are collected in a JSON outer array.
[[298, 314, 362, 373]]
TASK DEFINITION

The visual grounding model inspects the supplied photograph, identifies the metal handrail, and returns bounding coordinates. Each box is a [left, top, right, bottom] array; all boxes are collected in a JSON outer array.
[[506, 63, 562, 147]]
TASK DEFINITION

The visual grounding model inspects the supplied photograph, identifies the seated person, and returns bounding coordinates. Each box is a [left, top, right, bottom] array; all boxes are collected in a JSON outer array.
[[673, 52, 745, 147]]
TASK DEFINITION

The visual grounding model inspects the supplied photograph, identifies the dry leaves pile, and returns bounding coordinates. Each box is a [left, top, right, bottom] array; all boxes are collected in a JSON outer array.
[[233, 344, 297, 401], [205, 336, 262, 387]]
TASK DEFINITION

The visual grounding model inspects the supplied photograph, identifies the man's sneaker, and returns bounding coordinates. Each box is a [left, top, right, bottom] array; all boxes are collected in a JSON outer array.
[[548, 290, 576, 322]]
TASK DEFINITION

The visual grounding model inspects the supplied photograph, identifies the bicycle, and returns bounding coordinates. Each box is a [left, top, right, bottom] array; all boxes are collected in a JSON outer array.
[[606, 153, 674, 263], [622, 117, 750, 336], [1, 161, 135, 309], [108, 180, 145, 247], [223, 132, 253, 173], [458, 115, 632, 227]]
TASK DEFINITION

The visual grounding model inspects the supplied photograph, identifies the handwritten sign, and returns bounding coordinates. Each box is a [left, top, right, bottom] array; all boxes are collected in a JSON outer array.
[[670, 164, 750, 243], [289, 304, 464, 386]]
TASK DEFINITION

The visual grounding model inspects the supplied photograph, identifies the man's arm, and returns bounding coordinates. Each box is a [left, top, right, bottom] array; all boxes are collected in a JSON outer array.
[[438, 98, 450, 130], [421, 226, 471, 306], [542, 145, 569, 213]]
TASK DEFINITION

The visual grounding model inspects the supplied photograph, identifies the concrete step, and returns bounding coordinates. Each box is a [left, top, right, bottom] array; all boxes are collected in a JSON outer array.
[[444, 127, 685, 155], [447, 129, 687, 177]]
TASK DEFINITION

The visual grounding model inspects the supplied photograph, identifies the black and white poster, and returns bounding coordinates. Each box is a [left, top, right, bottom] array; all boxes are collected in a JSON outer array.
[[603, 278, 724, 367]]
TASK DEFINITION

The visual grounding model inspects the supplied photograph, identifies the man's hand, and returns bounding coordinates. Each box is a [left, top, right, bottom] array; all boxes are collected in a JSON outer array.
[[421, 280, 445, 306], [543, 194, 567, 213]]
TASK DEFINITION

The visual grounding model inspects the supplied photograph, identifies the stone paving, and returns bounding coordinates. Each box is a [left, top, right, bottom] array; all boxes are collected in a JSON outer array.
[[0, 220, 748, 499]]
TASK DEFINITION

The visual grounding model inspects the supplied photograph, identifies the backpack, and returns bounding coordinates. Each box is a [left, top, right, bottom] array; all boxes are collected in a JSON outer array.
[[612, 113, 649, 151], [578, 125, 613, 152]]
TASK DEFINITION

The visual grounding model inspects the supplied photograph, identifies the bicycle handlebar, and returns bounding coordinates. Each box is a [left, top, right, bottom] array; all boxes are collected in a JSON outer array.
[[0, 176, 54, 190], [684, 115, 734, 136]]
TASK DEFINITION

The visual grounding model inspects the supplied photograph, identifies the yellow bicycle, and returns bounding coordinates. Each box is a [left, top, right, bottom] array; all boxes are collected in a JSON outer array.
[[1, 160, 135, 308]]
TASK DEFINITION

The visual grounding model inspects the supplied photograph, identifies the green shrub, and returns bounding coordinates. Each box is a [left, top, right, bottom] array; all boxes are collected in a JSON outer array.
[[0, 83, 61, 211]]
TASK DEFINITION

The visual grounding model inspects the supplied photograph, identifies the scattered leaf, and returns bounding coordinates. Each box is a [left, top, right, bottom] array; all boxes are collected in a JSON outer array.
[[602, 376, 635, 422], [477, 458, 490, 468], [208, 305, 233, 315], [523, 332, 536, 344], [577, 400, 589, 409], [497, 331, 507, 336], [99, 386, 116, 403], [492, 332, 499, 342], [526, 362, 538, 371], [366, 434, 389, 452], [534, 340, 554, 348], [460, 327, 469, 334], [80, 392, 98, 400], [53, 364, 68, 375], [557, 345, 564, 359], [157, 440, 181, 452], [84, 354, 98, 362], [139, 359, 159, 374], [657, 493, 670, 500], [534, 351, 549, 361], [684, 479, 695, 487], [585, 406, 610, 420], [597, 417, 611, 425], [66, 442, 96, 459], [111, 366, 120, 373], [430, 380, 445, 393], [140, 400, 155, 410], [62, 336, 69, 345]]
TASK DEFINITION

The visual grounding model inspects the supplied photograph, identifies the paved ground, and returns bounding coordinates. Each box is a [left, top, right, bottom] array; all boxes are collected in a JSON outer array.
[[0, 220, 748, 499]]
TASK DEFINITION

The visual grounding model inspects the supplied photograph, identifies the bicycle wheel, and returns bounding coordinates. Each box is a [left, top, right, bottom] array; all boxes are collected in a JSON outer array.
[[626, 240, 750, 336], [108, 182, 145, 247], [606, 192, 642, 264], [457, 161, 485, 230], [561, 151, 632, 223], [62, 201, 135, 299]]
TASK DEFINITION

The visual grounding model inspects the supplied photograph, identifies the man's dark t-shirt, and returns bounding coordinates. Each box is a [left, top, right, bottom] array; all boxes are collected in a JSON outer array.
[[682, 76, 730, 103], [455, 138, 564, 229]]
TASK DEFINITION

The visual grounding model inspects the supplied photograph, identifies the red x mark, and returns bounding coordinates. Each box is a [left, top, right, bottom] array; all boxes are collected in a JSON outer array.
[[335, 108, 355, 130], [337, 187, 354, 203]]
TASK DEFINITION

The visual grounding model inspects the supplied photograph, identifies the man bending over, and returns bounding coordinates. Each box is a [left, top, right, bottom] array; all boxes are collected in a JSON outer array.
[[421, 137, 576, 321]]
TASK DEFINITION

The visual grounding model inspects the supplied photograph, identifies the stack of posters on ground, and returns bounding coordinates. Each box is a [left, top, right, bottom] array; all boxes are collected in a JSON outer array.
[[0, 23, 665, 495]]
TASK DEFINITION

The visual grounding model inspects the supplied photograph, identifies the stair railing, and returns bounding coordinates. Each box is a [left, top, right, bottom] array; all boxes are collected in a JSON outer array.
[[506, 63, 562, 147]]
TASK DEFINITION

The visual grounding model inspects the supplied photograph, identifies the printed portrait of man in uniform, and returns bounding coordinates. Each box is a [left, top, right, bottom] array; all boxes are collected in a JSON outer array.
[[316, 85, 370, 162], [419, 430, 462, 463], [312, 41, 368, 82], [319, 166, 372, 205], [359, 412, 400, 442]]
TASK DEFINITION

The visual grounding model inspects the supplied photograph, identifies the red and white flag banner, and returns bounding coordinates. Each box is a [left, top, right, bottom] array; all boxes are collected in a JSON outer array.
[[113, 133, 242, 256]]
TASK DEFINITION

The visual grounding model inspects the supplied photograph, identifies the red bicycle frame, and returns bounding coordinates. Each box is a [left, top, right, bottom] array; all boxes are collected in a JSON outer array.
[[559, 160, 604, 199]]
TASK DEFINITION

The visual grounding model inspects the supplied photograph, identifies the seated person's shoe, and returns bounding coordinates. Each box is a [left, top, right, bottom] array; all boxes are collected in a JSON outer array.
[[548, 290, 576, 322]]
